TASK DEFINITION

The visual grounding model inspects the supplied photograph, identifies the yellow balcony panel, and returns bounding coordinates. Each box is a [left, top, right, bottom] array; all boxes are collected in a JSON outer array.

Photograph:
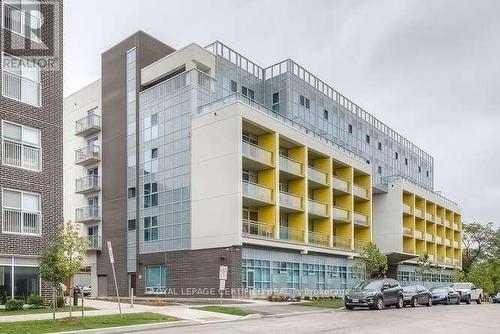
[[353, 212, 369, 227], [308, 231, 329, 247], [332, 235, 351, 251], [353, 184, 368, 200], [242, 140, 274, 169], [425, 212, 434, 222], [403, 227, 413, 237], [279, 155, 303, 178], [453, 240, 459, 248], [279, 226, 304, 243], [308, 166, 328, 188], [279, 191, 303, 212], [402, 204, 413, 215], [332, 206, 350, 223], [332, 176, 350, 194], [308, 199, 328, 218], [354, 239, 369, 252], [242, 181, 273, 206], [414, 230, 424, 239], [242, 220, 275, 239], [414, 208, 423, 219], [425, 233, 433, 242]]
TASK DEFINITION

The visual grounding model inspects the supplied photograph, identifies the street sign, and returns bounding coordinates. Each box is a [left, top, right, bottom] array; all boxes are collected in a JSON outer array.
[[107, 241, 114, 264], [219, 265, 228, 280], [219, 279, 226, 291]]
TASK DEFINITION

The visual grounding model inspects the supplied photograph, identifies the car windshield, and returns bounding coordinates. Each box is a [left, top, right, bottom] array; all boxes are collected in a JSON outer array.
[[452, 283, 469, 289], [355, 280, 383, 290], [403, 286, 417, 293], [431, 288, 447, 293]]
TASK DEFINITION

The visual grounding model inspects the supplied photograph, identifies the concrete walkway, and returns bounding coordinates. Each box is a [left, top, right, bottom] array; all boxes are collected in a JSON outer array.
[[0, 299, 242, 323]]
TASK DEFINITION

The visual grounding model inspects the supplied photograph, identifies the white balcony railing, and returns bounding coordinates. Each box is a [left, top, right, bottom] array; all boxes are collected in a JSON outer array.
[[308, 166, 327, 185], [279, 226, 304, 242], [2, 208, 41, 235], [2, 71, 41, 107], [279, 155, 302, 176], [425, 212, 433, 221], [87, 235, 102, 250], [75, 206, 101, 222], [331, 176, 349, 193], [332, 206, 349, 222], [403, 227, 413, 236], [414, 208, 423, 218], [308, 199, 327, 217], [414, 230, 423, 239], [402, 204, 412, 214], [279, 191, 302, 210], [75, 144, 101, 165], [242, 220, 274, 239], [2, 140, 41, 171], [425, 233, 433, 242], [353, 184, 367, 199], [308, 231, 329, 247], [353, 212, 368, 226], [242, 140, 273, 166], [75, 113, 101, 136], [332, 236, 351, 250], [242, 181, 273, 203], [75, 175, 100, 193]]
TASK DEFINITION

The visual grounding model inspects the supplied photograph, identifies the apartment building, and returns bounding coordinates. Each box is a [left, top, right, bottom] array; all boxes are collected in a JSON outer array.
[[0, 0, 63, 300], [64, 31, 461, 297]]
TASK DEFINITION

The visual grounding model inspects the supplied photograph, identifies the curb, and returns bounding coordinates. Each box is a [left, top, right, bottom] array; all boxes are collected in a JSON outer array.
[[50, 320, 195, 334]]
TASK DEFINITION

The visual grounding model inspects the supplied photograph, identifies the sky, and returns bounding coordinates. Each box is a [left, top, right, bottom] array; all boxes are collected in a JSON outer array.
[[64, 0, 500, 226]]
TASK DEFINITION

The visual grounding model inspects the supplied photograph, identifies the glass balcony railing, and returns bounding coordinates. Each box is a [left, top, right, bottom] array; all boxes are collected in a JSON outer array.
[[331, 176, 349, 193], [414, 208, 423, 218], [402, 204, 412, 214], [242, 181, 273, 203], [308, 231, 329, 247], [353, 212, 368, 227], [425, 212, 434, 221], [332, 236, 351, 251], [279, 226, 304, 242], [354, 239, 369, 252], [279, 155, 303, 176], [435, 236, 443, 244], [87, 235, 101, 250], [279, 191, 302, 210], [453, 240, 459, 248], [403, 227, 413, 236], [308, 166, 327, 185], [332, 206, 349, 222], [453, 223, 459, 230], [242, 220, 275, 239], [75, 113, 101, 136], [425, 233, 433, 242], [75, 206, 101, 223], [308, 199, 327, 217], [444, 219, 451, 228], [414, 230, 423, 239], [435, 217, 442, 225], [242, 140, 273, 166], [444, 239, 451, 246], [353, 184, 368, 199], [75, 175, 100, 194], [75, 144, 101, 166]]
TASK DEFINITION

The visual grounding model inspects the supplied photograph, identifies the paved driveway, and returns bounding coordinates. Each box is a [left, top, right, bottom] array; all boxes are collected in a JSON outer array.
[[141, 303, 500, 334]]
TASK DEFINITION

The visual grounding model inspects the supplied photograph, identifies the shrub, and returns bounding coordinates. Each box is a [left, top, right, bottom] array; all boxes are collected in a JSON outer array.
[[0, 293, 7, 305], [27, 294, 44, 309], [56, 297, 65, 308], [5, 299, 24, 311]]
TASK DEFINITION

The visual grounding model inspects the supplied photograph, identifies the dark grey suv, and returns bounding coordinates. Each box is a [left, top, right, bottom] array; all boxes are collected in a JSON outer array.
[[345, 278, 404, 310]]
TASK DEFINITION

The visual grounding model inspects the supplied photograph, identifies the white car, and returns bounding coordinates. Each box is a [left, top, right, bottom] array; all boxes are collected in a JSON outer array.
[[450, 282, 483, 304]]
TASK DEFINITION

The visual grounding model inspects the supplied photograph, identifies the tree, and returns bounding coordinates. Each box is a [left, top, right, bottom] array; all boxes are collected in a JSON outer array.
[[462, 222, 496, 274], [355, 242, 388, 278], [468, 264, 495, 295], [39, 243, 67, 321], [60, 222, 87, 318]]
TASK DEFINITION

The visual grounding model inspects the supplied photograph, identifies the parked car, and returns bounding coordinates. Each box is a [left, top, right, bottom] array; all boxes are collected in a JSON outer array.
[[450, 282, 483, 304], [402, 284, 432, 307], [430, 286, 460, 305], [492, 293, 500, 303], [345, 278, 403, 310], [74, 285, 91, 297]]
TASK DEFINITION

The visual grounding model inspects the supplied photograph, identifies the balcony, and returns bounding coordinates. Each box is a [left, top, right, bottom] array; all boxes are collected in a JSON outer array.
[[453, 259, 461, 267], [2, 209, 41, 235], [402, 204, 413, 215], [354, 239, 369, 252], [308, 199, 327, 218], [279, 155, 303, 178], [414, 208, 423, 219], [425, 233, 433, 242], [242, 220, 274, 239], [444, 219, 451, 227], [332, 207, 350, 223], [437, 256, 445, 264], [242, 140, 273, 169], [279, 226, 304, 243], [279, 191, 303, 211], [453, 223, 459, 230], [435, 217, 442, 225], [331, 176, 349, 194], [353, 184, 368, 200], [75, 206, 101, 223], [403, 227, 413, 237], [308, 231, 329, 247], [414, 230, 424, 239], [353, 212, 368, 227], [332, 236, 351, 251], [308, 166, 328, 187], [435, 236, 443, 244], [444, 239, 451, 246], [87, 235, 102, 250], [242, 181, 273, 206], [75, 144, 101, 166], [425, 212, 434, 222], [445, 257, 453, 265], [3, 140, 41, 171], [75, 175, 100, 194], [403, 247, 414, 254], [75, 113, 101, 137], [453, 240, 459, 248]]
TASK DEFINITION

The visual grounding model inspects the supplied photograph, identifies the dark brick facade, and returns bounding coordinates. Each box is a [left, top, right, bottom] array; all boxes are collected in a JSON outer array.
[[0, 0, 63, 302]]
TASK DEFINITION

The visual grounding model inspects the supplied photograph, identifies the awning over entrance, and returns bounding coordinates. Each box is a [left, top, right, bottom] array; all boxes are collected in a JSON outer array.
[[385, 252, 419, 265]]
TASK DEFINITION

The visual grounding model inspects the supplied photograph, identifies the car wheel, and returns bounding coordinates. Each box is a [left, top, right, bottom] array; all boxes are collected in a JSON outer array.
[[446, 297, 450, 305], [456, 297, 460, 305], [375, 297, 384, 310], [411, 297, 418, 307], [396, 296, 404, 309], [426, 297, 432, 307], [346, 305, 354, 310], [477, 296, 482, 304], [466, 296, 471, 304]]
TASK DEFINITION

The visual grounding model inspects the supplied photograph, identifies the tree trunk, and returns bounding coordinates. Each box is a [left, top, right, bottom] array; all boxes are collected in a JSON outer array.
[[68, 276, 73, 318], [52, 287, 56, 321], [81, 290, 84, 318]]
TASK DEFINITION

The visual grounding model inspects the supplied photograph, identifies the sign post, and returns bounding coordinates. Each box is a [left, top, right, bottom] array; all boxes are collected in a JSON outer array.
[[219, 265, 228, 306], [107, 241, 122, 317]]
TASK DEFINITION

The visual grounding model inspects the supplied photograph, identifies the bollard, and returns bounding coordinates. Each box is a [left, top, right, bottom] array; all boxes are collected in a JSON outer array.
[[130, 288, 134, 308]]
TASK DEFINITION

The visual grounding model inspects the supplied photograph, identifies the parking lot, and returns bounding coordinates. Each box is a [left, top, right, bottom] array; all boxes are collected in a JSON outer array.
[[142, 303, 500, 334]]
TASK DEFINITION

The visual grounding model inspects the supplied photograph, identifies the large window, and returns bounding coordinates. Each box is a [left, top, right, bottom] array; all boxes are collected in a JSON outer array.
[[143, 182, 158, 208], [143, 216, 158, 241], [145, 265, 166, 295], [14, 266, 39, 299], [2, 188, 41, 235], [2, 53, 41, 106], [2, 0, 41, 42], [2, 121, 41, 171]]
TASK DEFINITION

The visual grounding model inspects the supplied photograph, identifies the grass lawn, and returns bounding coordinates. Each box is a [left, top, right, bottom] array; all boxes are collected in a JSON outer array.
[[0, 306, 96, 316], [294, 299, 345, 309], [0, 312, 179, 334], [193, 305, 253, 316]]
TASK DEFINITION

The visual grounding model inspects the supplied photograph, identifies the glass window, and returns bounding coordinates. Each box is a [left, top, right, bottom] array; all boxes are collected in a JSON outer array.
[[300, 95, 305, 106], [230, 80, 237, 93], [365, 134, 370, 144], [2, 121, 41, 171], [128, 187, 136, 198], [145, 266, 166, 294], [305, 98, 310, 109], [348, 124, 353, 134], [151, 148, 158, 159], [323, 109, 328, 120], [2, 53, 41, 106], [128, 219, 136, 231], [14, 266, 39, 299], [144, 216, 158, 241]]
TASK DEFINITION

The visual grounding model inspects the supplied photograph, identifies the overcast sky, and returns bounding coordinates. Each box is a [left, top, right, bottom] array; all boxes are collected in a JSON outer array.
[[64, 0, 500, 226]]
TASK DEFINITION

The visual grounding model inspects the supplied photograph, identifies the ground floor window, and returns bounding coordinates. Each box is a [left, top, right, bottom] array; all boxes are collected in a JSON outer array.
[[0, 266, 12, 302], [145, 266, 166, 295], [0, 265, 39, 301]]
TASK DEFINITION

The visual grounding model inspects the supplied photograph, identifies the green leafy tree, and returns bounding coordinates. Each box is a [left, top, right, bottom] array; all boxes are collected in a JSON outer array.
[[39, 243, 67, 321], [467, 265, 495, 295], [355, 242, 388, 278], [462, 222, 496, 274]]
